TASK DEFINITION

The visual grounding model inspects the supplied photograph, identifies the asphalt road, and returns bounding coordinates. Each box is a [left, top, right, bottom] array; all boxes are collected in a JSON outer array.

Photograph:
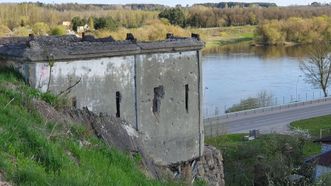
[[204, 101, 331, 135]]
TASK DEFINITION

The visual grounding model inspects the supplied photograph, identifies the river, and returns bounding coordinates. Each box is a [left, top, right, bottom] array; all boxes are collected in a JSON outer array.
[[202, 44, 331, 116]]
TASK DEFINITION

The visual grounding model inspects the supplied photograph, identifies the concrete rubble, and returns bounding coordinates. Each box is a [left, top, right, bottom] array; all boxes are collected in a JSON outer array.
[[196, 145, 225, 186]]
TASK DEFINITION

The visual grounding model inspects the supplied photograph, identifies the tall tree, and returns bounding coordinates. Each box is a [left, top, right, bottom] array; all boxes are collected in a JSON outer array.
[[158, 8, 186, 27], [94, 17, 117, 31], [300, 43, 331, 97], [71, 16, 86, 32]]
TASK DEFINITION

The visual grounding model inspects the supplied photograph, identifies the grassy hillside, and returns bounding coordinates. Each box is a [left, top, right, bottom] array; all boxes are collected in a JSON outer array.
[[0, 69, 168, 185]]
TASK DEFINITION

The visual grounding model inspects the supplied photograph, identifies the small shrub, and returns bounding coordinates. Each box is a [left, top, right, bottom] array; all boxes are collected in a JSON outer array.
[[13, 26, 30, 36], [94, 16, 118, 31], [32, 22, 50, 36], [50, 26, 67, 36], [41, 91, 54, 104], [290, 127, 311, 139], [0, 25, 11, 37], [194, 178, 207, 186], [226, 91, 273, 113]]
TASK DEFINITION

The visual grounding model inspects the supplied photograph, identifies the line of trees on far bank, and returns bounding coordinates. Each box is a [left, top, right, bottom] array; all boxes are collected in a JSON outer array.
[[2, 3, 331, 41], [2, 3, 331, 30], [159, 6, 331, 28], [255, 16, 331, 45], [0, 3, 159, 37]]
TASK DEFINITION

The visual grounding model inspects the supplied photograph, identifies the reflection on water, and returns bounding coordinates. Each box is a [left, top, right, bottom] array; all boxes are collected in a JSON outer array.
[[202, 44, 331, 116], [202, 43, 321, 59]]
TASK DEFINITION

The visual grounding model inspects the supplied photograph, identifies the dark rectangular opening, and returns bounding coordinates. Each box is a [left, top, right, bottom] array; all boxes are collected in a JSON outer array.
[[153, 85, 165, 114], [116, 91, 121, 118], [72, 97, 77, 108], [185, 84, 189, 112]]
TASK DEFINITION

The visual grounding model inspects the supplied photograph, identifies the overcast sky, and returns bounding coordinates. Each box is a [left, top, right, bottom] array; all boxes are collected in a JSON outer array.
[[0, 0, 325, 6]]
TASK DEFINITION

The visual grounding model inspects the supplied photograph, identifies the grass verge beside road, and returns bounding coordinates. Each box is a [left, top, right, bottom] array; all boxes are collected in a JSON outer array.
[[290, 115, 331, 138]]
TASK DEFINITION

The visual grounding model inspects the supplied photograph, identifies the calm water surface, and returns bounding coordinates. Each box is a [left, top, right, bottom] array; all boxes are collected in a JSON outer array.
[[202, 44, 331, 116]]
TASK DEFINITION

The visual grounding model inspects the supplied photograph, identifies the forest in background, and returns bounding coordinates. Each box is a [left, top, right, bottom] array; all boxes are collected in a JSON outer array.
[[0, 2, 331, 43], [256, 16, 331, 44]]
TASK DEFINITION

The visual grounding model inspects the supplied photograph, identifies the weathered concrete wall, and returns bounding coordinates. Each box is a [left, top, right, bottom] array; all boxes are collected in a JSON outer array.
[[0, 35, 205, 166], [10, 51, 203, 165], [19, 57, 136, 126], [136, 51, 203, 165]]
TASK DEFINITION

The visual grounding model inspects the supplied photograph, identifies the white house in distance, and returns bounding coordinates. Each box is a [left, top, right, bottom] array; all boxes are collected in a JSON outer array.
[[62, 21, 71, 28]]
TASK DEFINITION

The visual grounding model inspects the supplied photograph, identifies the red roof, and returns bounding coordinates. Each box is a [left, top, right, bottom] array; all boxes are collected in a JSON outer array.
[[306, 150, 331, 167]]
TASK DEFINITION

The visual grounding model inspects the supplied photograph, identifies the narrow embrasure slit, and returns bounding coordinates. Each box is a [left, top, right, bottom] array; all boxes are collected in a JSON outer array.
[[153, 85, 165, 114], [185, 84, 189, 112], [116, 91, 121, 118]]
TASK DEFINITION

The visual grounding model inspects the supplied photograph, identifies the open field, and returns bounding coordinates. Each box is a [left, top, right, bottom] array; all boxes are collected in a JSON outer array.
[[190, 25, 256, 48]]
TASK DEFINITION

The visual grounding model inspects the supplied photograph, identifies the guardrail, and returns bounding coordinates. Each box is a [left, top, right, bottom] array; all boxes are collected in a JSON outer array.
[[204, 96, 331, 123]]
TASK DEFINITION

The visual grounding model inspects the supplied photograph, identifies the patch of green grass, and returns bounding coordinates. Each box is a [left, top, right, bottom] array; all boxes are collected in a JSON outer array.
[[302, 141, 321, 157], [193, 178, 207, 186], [0, 68, 169, 185], [210, 37, 253, 47], [290, 115, 331, 138], [0, 67, 68, 108], [206, 133, 246, 148]]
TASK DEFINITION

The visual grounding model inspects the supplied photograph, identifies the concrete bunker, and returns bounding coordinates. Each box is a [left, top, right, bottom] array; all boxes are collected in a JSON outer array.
[[0, 34, 204, 166]]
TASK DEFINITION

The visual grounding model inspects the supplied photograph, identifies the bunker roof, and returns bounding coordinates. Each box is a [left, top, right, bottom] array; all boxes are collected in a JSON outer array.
[[0, 34, 204, 62]]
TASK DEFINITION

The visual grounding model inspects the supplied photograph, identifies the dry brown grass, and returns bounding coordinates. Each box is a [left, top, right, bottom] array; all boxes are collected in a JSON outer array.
[[94, 20, 191, 41]]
